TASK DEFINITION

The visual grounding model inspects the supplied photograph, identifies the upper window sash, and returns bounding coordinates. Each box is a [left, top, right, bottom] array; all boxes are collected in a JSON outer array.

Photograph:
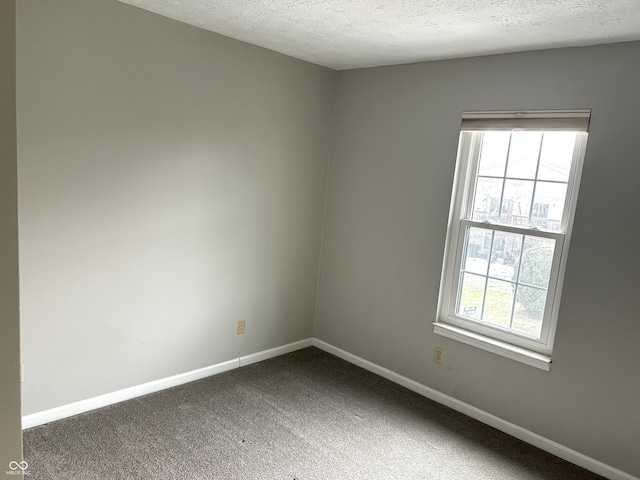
[[459, 128, 588, 235]]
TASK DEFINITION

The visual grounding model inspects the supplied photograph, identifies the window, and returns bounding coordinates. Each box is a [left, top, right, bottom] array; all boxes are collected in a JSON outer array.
[[435, 110, 590, 370]]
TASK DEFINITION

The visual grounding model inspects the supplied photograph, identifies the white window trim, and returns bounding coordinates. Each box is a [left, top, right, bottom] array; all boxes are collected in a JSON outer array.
[[435, 110, 590, 370], [433, 322, 552, 370]]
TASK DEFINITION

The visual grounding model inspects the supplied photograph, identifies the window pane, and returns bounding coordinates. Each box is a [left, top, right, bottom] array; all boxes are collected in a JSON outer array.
[[463, 227, 491, 275], [458, 273, 485, 320], [472, 177, 502, 222], [506, 132, 542, 179], [478, 132, 510, 176], [538, 132, 575, 182], [518, 237, 555, 287], [483, 278, 514, 329], [489, 231, 522, 281], [531, 181, 567, 232], [513, 285, 546, 338], [500, 179, 534, 226]]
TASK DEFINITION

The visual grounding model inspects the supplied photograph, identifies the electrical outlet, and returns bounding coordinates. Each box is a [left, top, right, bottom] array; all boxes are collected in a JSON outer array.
[[434, 347, 444, 364], [237, 319, 246, 335]]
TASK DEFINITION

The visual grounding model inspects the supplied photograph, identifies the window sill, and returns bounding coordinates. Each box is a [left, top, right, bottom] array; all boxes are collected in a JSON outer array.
[[433, 322, 552, 371]]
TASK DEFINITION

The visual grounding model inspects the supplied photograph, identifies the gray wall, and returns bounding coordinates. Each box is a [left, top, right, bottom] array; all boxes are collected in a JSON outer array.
[[315, 42, 640, 476], [0, 0, 23, 475], [18, 0, 334, 415]]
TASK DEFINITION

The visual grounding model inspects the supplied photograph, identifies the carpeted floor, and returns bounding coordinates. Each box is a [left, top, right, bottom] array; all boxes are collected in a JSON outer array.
[[22, 347, 604, 479]]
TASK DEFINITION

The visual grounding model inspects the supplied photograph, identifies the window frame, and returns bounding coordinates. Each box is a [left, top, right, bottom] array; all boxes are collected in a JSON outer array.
[[435, 110, 590, 370]]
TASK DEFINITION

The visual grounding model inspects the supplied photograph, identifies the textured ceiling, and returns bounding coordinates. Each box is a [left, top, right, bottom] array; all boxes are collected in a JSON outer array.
[[117, 0, 640, 69]]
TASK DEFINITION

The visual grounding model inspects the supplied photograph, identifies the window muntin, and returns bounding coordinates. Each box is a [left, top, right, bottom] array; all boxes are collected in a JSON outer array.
[[437, 111, 589, 359]]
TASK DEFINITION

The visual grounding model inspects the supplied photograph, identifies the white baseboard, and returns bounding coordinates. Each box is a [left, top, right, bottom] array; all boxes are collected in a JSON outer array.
[[22, 338, 313, 430], [312, 339, 638, 480]]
